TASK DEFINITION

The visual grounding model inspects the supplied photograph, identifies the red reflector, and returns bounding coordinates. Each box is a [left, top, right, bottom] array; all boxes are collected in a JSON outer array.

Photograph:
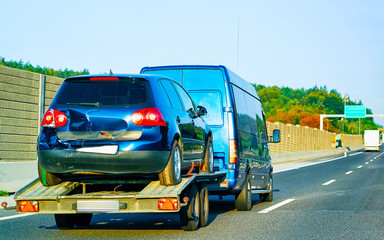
[[158, 198, 178, 210], [90, 77, 119, 81], [18, 201, 39, 212], [1, 202, 7, 208]]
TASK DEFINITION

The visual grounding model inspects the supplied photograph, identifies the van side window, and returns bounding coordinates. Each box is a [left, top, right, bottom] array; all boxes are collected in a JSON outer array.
[[232, 86, 257, 135], [172, 82, 197, 116], [160, 80, 183, 110]]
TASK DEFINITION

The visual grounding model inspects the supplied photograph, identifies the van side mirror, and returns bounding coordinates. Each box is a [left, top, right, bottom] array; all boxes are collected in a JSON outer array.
[[269, 129, 281, 143], [197, 106, 207, 117]]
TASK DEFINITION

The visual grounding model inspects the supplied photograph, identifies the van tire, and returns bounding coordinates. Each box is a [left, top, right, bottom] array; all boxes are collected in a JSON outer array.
[[198, 184, 209, 227], [55, 214, 76, 230], [75, 213, 93, 227], [38, 163, 62, 187], [235, 173, 252, 211], [260, 174, 273, 202], [180, 184, 200, 231], [159, 140, 182, 186], [201, 138, 214, 173]]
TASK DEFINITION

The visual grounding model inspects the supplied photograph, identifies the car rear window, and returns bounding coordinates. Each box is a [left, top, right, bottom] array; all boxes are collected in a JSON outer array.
[[52, 78, 152, 107]]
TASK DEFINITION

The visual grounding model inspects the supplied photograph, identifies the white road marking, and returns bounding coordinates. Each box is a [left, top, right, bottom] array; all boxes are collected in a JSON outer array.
[[0, 213, 37, 221], [358, 165, 363, 168], [322, 180, 336, 186], [258, 199, 295, 213], [345, 171, 353, 175], [365, 162, 369, 165], [349, 152, 363, 157], [370, 159, 373, 162]]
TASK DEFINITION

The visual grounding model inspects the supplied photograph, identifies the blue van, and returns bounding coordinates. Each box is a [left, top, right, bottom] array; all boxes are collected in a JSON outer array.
[[141, 65, 280, 210]]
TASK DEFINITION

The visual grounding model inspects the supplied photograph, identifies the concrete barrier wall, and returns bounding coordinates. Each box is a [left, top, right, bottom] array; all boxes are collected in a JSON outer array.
[[267, 121, 362, 154], [0, 65, 63, 162]]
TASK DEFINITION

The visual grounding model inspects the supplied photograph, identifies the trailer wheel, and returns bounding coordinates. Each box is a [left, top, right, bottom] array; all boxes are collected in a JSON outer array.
[[38, 163, 62, 187], [235, 173, 252, 211], [201, 138, 214, 173], [180, 184, 200, 231], [159, 140, 182, 186], [260, 174, 273, 202], [75, 213, 93, 227], [198, 184, 209, 227], [54, 214, 76, 230]]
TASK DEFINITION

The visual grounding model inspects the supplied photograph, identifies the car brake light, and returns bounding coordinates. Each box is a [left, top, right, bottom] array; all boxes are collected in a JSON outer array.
[[229, 140, 238, 163], [41, 108, 67, 127], [158, 198, 178, 210], [18, 201, 39, 212], [131, 107, 166, 126], [90, 77, 119, 81]]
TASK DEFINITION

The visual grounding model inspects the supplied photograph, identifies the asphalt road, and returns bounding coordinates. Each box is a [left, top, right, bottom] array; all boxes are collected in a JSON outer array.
[[1, 149, 384, 239]]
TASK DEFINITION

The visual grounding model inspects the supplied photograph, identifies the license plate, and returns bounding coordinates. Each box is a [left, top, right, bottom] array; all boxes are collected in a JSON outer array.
[[76, 145, 118, 155], [77, 200, 120, 212]]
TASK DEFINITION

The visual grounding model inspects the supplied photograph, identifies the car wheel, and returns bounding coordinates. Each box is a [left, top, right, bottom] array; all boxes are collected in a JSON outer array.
[[159, 140, 182, 186], [75, 213, 93, 227], [38, 163, 62, 187], [180, 184, 200, 231], [201, 138, 214, 173], [55, 214, 76, 230], [260, 174, 273, 202], [235, 173, 252, 211]]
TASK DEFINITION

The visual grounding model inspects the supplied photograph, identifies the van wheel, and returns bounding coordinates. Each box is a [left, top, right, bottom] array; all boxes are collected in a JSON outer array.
[[198, 184, 209, 227], [55, 214, 76, 230], [201, 138, 214, 173], [38, 163, 62, 187], [180, 184, 200, 231], [235, 173, 252, 211], [159, 140, 182, 186], [75, 213, 93, 227], [260, 174, 273, 202]]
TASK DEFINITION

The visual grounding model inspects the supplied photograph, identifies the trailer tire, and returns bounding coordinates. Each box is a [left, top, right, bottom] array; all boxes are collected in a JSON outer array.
[[235, 173, 252, 211], [159, 140, 182, 186], [180, 184, 200, 231], [55, 214, 76, 230], [198, 184, 209, 227], [75, 213, 93, 227], [38, 163, 62, 187], [260, 174, 273, 202], [201, 138, 214, 173]]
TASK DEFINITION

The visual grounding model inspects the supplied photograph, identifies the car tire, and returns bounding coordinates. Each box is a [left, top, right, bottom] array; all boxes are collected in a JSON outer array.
[[260, 174, 273, 202], [75, 213, 93, 227], [38, 163, 62, 187], [198, 184, 209, 227], [235, 173, 252, 211], [159, 140, 182, 186], [201, 138, 214, 173], [180, 184, 200, 231], [55, 214, 76, 230]]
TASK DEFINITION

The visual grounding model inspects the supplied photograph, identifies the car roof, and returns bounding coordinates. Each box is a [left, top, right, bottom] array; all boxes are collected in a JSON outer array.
[[65, 74, 176, 82]]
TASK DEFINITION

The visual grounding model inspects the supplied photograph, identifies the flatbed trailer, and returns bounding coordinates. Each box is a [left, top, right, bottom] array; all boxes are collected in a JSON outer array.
[[2, 172, 226, 231]]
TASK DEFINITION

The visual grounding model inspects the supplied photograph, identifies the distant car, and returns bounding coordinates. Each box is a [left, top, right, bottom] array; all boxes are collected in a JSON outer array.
[[38, 74, 213, 186]]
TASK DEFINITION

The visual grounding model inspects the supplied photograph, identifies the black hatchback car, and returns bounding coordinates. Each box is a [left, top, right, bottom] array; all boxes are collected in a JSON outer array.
[[38, 74, 214, 186]]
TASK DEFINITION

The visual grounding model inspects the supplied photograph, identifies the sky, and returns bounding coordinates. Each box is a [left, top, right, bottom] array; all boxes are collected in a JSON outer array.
[[1, 0, 383, 126]]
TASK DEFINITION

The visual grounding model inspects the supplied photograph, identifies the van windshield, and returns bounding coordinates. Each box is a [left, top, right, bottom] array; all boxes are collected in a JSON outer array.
[[188, 91, 223, 126], [52, 79, 151, 107]]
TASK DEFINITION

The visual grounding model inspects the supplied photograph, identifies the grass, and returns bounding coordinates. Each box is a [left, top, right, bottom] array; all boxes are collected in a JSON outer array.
[[0, 190, 10, 196]]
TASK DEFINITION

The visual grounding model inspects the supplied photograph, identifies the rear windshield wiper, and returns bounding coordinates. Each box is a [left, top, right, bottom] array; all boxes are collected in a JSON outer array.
[[66, 102, 103, 107]]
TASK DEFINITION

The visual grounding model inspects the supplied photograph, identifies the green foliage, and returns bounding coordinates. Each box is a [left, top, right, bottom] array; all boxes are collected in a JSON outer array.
[[0, 190, 10, 196], [256, 84, 381, 134], [0, 57, 89, 78]]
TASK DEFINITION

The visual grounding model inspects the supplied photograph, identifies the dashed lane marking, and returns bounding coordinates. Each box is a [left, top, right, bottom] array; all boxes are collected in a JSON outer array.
[[258, 199, 295, 213], [0, 213, 37, 221], [322, 180, 336, 186], [345, 171, 353, 175], [358, 165, 363, 168]]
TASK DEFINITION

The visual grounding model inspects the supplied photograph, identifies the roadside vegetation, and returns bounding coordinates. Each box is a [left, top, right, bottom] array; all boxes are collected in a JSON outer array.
[[0, 57, 89, 78], [0, 190, 10, 196], [256, 84, 381, 134]]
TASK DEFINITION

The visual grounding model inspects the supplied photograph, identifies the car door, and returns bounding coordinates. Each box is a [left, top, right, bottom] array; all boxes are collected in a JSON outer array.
[[172, 82, 205, 160], [160, 80, 195, 161]]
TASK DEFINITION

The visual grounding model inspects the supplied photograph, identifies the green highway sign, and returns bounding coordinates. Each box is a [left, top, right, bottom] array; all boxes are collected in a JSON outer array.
[[344, 105, 366, 118]]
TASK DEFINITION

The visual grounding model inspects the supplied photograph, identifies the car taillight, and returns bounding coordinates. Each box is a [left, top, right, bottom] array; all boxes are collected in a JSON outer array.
[[229, 140, 238, 163], [131, 107, 166, 126], [41, 108, 67, 127]]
